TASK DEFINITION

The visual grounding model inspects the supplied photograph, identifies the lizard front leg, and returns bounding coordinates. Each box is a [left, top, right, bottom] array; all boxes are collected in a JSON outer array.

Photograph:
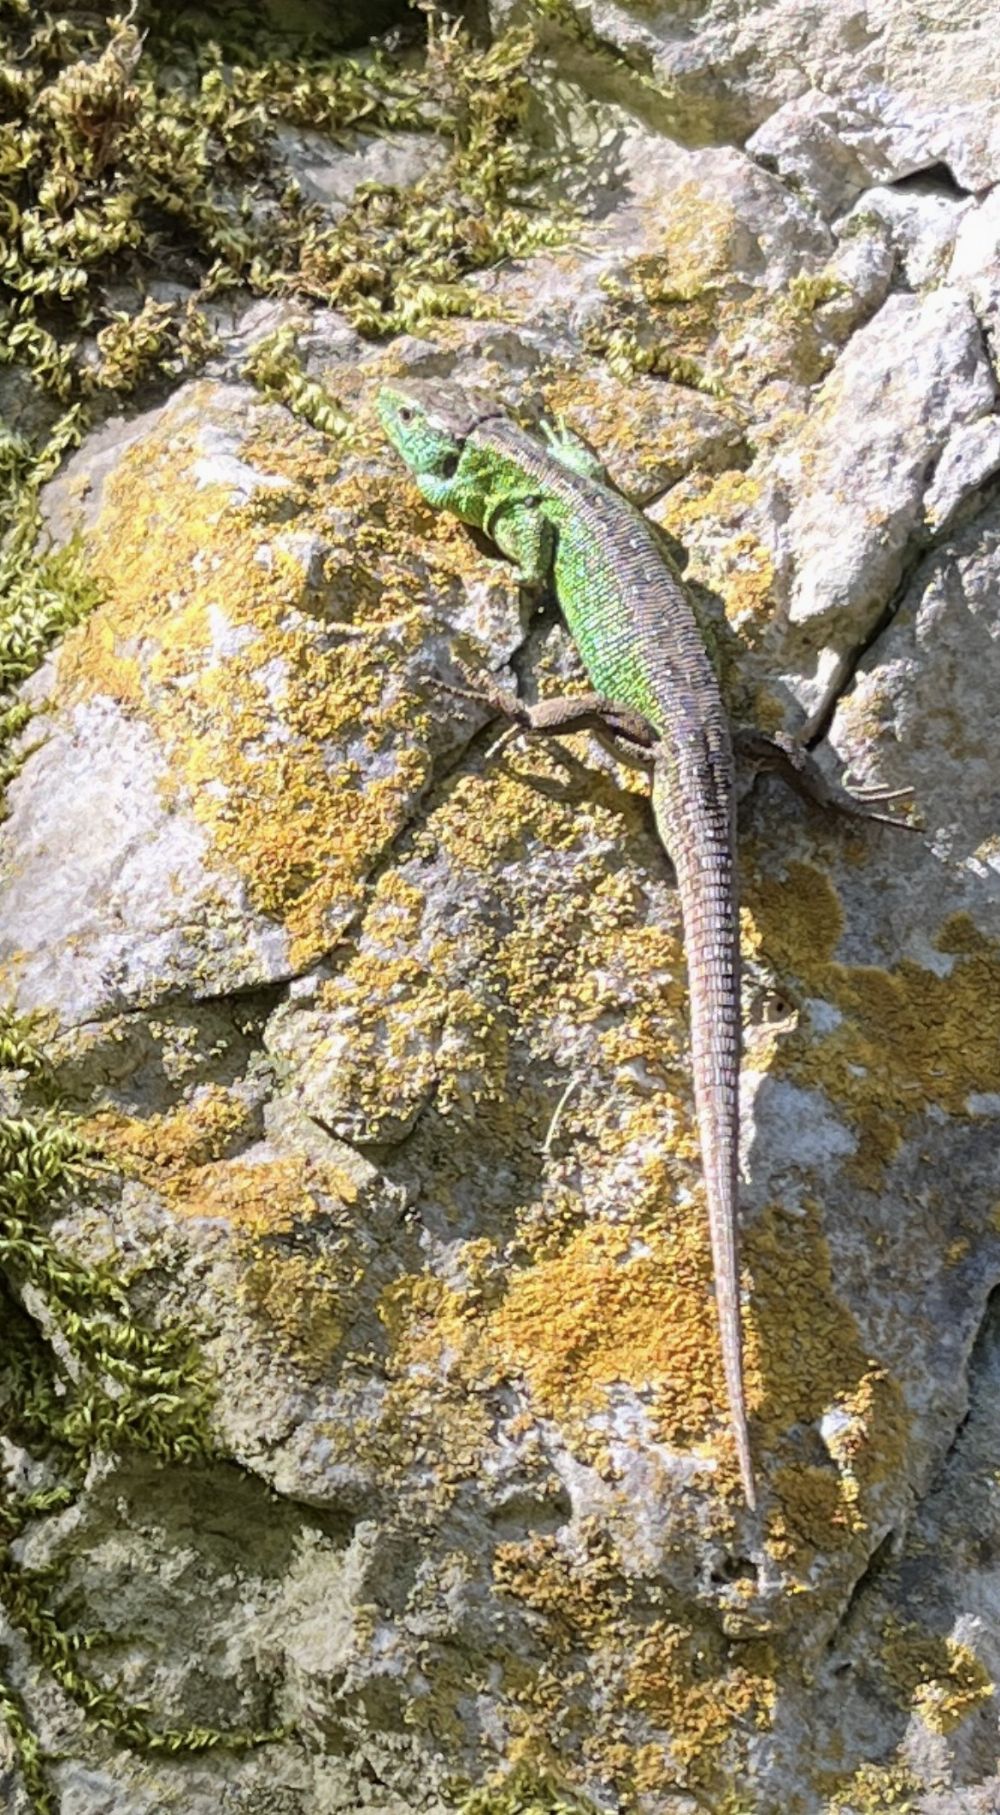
[[539, 417, 610, 485]]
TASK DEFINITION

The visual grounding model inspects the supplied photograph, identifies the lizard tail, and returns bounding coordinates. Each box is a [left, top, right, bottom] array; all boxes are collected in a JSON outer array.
[[653, 768, 755, 1511]]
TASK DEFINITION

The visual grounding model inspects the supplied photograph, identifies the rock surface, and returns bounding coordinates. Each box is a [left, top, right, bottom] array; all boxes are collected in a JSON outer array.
[[2, 4, 1000, 1814]]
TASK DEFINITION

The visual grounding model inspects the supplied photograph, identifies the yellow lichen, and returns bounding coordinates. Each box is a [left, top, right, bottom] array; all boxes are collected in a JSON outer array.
[[623, 1621, 775, 1774], [88, 1086, 257, 1195], [486, 1212, 734, 1465], [657, 469, 776, 646], [490, 1526, 775, 1800], [92, 1089, 368, 1374], [55, 393, 516, 969], [879, 1619, 994, 1735], [746, 864, 1000, 1179], [827, 1760, 921, 1813]]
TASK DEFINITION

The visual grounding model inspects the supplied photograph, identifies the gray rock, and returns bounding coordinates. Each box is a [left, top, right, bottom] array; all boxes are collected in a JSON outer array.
[[275, 127, 446, 216], [0, 698, 293, 1022], [6, 17, 1000, 1810], [494, 0, 1000, 187], [770, 287, 995, 637]]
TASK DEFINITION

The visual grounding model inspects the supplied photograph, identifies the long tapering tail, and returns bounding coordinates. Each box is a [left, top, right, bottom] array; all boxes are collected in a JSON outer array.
[[653, 766, 754, 1510]]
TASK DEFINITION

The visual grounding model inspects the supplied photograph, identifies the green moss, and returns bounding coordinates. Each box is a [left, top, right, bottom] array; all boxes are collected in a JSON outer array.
[[0, 1016, 282, 1809], [0, 421, 104, 789], [0, 3, 571, 796], [586, 266, 726, 394], [786, 270, 846, 313], [0, 4, 567, 393], [242, 322, 354, 438], [458, 1765, 600, 1813]]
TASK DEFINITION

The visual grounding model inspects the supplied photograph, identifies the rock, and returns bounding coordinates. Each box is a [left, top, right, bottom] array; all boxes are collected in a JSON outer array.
[[2, 364, 524, 1025], [768, 286, 996, 637], [5, 6, 1000, 1809], [275, 127, 446, 215], [492, 0, 1000, 188], [924, 417, 1000, 533], [0, 696, 294, 1022], [842, 180, 971, 289]]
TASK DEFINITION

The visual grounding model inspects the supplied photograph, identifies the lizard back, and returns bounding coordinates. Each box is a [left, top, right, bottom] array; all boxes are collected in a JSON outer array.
[[472, 416, 753, 1508]]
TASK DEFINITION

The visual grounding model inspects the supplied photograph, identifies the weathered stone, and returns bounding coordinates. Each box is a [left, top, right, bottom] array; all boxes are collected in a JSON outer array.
[[275, 126, 446, 215], [5, 6, 1000, 1809], [769, 287, 995, 635], [493, 0, 1000, 187]]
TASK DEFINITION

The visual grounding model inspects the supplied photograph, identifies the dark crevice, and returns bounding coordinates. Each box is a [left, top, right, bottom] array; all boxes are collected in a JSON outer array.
[[55, 972, 294, 1040], [709, 1552, 758, 1589], [826, 1525, 898, 1650], [887, 161, 972, 199], [800, 455, 1000, 748], [924, 1278, 1000, 1496]]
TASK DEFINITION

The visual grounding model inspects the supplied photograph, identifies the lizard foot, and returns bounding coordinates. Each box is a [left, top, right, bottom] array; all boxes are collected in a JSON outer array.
[[736, 728, 918, 829], [427, 662, 529, 724]]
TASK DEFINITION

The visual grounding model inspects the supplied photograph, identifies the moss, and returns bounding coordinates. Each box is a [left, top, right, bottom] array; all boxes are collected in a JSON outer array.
[[585, 263, 723, 395], [0, 1013, 287, 1809], [291, 17, 572, 335], [786, 271, 847, 314], [242, 322, 353, 438], [0, 5, 560, 388], [0, 480, 104, 791]]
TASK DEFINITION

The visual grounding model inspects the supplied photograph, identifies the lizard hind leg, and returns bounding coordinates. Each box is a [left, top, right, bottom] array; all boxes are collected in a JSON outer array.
[[736, 728, 916, 828], [431, 663, 657, 764]]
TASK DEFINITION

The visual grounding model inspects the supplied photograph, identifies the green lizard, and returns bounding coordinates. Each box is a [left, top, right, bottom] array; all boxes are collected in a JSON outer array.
[[377, 378, 909, 1513]]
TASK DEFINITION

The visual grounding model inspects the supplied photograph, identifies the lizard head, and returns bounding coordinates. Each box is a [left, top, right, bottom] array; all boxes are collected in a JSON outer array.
[[377, 379, 501, 483]]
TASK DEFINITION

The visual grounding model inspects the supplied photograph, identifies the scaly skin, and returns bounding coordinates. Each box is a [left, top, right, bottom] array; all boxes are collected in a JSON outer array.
[[378, 379, 754, 1508]]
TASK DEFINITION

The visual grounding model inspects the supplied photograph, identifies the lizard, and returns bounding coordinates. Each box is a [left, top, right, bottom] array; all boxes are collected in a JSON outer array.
[[377, 377, 910, 1513]]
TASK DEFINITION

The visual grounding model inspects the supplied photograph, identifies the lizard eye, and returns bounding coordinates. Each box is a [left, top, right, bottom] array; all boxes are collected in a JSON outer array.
[[397, 405, 415, 424]]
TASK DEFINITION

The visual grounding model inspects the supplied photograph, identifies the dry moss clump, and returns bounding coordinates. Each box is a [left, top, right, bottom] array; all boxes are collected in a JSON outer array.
[[0, 0, 569, 787], [0, 1010, 293, 1813]]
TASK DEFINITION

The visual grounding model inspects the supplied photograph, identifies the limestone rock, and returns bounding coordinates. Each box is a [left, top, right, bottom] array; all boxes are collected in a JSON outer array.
[[4, 4, 1000, 1811]]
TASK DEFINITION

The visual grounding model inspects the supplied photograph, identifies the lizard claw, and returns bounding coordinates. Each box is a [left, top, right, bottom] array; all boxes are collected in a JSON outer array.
[[840, 772, 914, 804]]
